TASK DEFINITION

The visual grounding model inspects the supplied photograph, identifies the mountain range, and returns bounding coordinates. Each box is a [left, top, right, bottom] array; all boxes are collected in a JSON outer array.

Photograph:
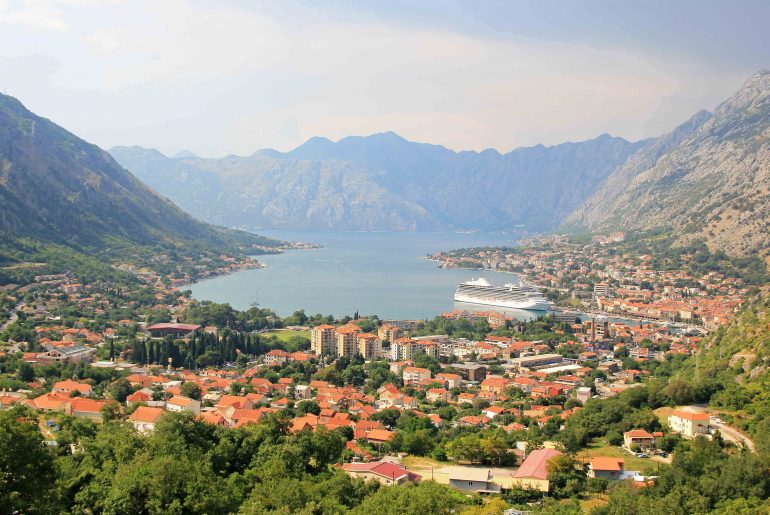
[[111, 71, 770, 261], [0, 93, 277, 282], [111, 133, 645, 233]]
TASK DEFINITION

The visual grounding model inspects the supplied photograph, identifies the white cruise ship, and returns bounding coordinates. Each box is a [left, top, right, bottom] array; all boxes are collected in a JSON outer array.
[[454, 277, 552, 311]]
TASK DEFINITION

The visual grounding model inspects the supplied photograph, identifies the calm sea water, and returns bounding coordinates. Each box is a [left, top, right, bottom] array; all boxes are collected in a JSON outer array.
[[185, 230, 542, 320]]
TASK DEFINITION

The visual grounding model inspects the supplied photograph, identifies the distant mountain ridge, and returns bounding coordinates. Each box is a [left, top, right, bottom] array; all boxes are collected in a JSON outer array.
[[111, 132, 646, 232], [110, 70, 770, 260], [0, 93, 276, 278], [567, 70, 770, 258]]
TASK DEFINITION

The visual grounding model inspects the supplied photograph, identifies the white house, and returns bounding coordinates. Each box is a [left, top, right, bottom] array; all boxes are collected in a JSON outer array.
[[166, 395, 201, 414], [668, 410, 710, 437], [129, 406, 165, 433]]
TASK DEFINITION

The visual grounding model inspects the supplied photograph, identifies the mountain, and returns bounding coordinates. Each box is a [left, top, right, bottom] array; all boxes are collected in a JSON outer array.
[[0, 93, 276, 279], [110, 132, 646, 232], [567, 71, 770, 258]]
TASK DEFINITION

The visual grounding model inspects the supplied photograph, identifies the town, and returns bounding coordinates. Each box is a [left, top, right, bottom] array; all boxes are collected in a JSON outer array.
[[429, 232, 761, 330], [1, 248, 752, 512]]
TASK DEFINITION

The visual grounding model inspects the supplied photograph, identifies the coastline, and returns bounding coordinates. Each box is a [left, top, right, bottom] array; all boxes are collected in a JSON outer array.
[[175, 241, 322, 289], [429, 260, 707, 332]]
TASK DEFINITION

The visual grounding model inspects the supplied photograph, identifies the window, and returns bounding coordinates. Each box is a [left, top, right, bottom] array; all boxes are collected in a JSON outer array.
[[468, 481, 473, 486]]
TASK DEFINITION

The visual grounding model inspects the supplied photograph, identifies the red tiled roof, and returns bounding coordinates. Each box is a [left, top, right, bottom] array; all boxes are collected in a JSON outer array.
[[130, 406, 165, 424], [590, 457, 624, 472], [512, 448, 562, 480]]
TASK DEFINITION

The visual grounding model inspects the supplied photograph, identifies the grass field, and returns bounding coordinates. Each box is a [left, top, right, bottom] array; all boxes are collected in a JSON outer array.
[[261, 329, 310, 342], [653, 406, 675, 423], [577, 438, 662, 474]]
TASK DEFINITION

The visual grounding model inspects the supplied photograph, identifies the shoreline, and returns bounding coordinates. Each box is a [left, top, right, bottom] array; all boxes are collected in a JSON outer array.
[[428, 260, 707, 332], [176, 241, 322, 289]]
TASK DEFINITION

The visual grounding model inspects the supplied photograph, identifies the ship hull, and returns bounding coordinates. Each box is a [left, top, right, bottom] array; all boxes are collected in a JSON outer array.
[[453, 293, 551, 311]]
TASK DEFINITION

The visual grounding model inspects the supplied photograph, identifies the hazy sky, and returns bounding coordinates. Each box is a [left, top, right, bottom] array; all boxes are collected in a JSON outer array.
[[1, 0, 769, 157]]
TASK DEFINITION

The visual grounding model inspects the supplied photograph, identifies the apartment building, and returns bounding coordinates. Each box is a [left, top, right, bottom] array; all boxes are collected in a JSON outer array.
[[335, 323, 362, 358], [356, 333, 382, 360], [311, 324, 336, 356]]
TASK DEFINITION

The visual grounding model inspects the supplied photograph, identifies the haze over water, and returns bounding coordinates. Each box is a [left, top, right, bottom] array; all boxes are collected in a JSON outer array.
[[185, 230, 537, 320]]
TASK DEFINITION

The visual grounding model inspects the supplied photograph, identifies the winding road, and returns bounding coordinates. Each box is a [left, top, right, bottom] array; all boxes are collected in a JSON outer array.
[[1, 303, 22, 353]]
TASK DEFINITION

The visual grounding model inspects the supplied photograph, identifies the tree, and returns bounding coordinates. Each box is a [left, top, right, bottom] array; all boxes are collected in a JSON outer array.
[[180, 382, 202, 400], [296, 400, 321, 416], [370, 408, 401, 429], [108, 378, 133, 403], [446, 433, 484, 464], [16, 361, 34, 382], [403, 430, 435, 456], [546, 453, 586, 498], [480, 432, 510, 466], [460, 497, 510, 515], [101, 401, 122, 422], [351, 481, 464, 515], [607, 429, 624, 447], [0, 407, 56, 512]]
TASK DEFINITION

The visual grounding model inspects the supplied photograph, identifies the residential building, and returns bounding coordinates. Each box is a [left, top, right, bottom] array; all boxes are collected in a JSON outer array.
[[436, 372, 462, 389], [335, 324, 362, 358], [377, 324, 402, 345], [356, 333, 381, 360], [341, 462, 420, 486], [448, 468, 501, 494], [129, 406, 165, 433], [481, 376, 511, 395], [402, 366, 431, 385], [166, 395, 201, 414], [52, 379, 92, 397], [426, 388, 450, 403], [65, 398, 107, 421], [390, 338, 439, 361], [311, 324, 336, 356], [576, 387, 592, 404], [668, 410, 710, 437], [623, 429, 656, 450], [264, 349, 290, 365], [511, 448, 563, 492], [588, 458, 625, 480], [450, 363, 487, 382]]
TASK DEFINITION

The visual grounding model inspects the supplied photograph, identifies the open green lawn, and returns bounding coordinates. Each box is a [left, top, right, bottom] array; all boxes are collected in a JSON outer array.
[[262, 329, 310, 342], [578, 438, 663, 474]]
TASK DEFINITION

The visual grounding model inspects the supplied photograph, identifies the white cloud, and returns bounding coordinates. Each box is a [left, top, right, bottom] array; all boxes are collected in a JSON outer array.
[[0, 0, 118, 32], [0, 0, 745, 156]]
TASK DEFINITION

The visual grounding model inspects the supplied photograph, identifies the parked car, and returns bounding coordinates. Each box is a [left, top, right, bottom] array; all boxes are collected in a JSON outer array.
[[636, 453, 649, 458]]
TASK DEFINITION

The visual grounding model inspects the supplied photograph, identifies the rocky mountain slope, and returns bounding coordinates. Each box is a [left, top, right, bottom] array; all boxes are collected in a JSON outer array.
[[0, 94, 275, 262], [111, 132, 646, 232], [567, 71, 770, 258]]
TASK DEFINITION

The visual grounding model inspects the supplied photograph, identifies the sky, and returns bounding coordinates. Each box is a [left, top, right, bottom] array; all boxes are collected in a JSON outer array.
[[1, 0, 769, 157]]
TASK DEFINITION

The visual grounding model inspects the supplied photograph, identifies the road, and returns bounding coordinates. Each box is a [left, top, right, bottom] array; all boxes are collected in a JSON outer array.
[[0, 303, 22, 353], [682, 405, 756, 452], [0, 303, 20, 332]]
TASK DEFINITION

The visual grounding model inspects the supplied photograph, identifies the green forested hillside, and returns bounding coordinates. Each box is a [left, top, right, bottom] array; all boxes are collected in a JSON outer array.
[[0, 94, 279, 284]]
